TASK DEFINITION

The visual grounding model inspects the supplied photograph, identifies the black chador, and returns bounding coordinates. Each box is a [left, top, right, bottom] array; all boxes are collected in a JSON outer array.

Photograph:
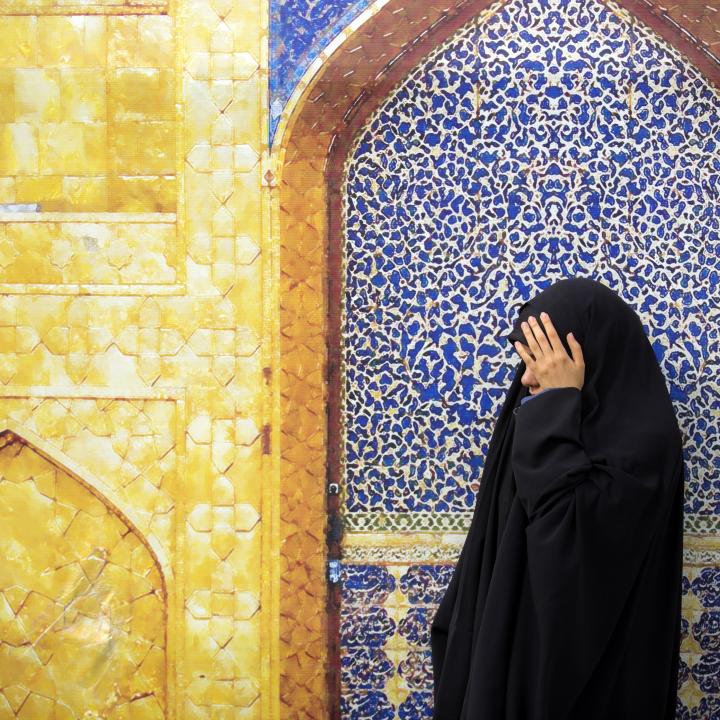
[[430, 277, 684, 720]]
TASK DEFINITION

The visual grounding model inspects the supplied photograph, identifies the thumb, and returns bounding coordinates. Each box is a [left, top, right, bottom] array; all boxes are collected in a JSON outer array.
[[567, 332, 584, 366]]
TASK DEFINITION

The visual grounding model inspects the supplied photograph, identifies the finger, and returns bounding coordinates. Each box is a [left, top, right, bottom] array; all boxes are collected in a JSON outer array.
[[567, 332, 584, 366], [538, 311, 564, 355], [528, 315, 552, 355], [521, 319, 543, 359], [513, 340, 533, 366], [521, 320, 541, 358]]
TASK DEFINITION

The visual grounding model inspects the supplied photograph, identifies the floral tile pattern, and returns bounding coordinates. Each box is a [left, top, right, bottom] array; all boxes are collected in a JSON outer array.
[[336, 1, 720, 717]]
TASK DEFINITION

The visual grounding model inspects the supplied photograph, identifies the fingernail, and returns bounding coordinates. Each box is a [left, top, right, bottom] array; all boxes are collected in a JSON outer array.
[[541, 312, 548, 318]]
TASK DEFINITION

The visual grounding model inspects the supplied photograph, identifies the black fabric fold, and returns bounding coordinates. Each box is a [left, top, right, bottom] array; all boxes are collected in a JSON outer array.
[[430, 277, 685, 720]]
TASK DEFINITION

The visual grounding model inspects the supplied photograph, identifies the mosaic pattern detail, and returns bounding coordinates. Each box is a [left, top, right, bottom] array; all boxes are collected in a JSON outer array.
[[0, 395, 178, 551], [338, 564, 451, 718], [0, 215, 177, 287], [340, 0, 720, 535], [268, 0, 720, 148], [269, 0, 372, 143], [678, 564, 720, 716], [640, 1, 720, 65], [0, 0, 265, 713], [341, 542, 720, 566], [0, 431, 166, 718], [336, 559, 720, 718]]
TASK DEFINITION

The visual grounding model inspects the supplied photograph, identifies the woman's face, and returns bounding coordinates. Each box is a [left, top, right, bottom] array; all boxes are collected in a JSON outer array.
[[519, 351, 541, 394]]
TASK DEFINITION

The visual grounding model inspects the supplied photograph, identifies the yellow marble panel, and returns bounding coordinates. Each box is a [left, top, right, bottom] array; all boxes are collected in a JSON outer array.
[[59, 69, 107, 122], [0, 18, 37, 68], [63, 175, 110, 210], [113, 121, 175, 176], [110, 175, 176, 212], [0, 71, 13, 124], [0, 218, 178, 285], [109, 68, 175, 121], [37, 16, 106, 69], [0, 12, 175, 213], [15, 69, 61, 123], [0, 124, 38, 176], [39, 122, 107, 175], [15, 175, 65, 207], [108, 16, 174, 68], [0, 179, 14, 200]]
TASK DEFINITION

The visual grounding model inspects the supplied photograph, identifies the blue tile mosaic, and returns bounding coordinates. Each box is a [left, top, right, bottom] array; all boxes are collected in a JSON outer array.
[[339, 564, 448, 716], [691, 612, 720, 652], [340, 0, 720, 535], [691, 567, 720, 607], [338, 557, 720, 718], [269, 0, 374, 144], [336, 0, 720, 716]]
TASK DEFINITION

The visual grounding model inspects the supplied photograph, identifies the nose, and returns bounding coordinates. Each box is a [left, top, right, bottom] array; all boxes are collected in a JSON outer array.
[[520, 364, 538, 390]]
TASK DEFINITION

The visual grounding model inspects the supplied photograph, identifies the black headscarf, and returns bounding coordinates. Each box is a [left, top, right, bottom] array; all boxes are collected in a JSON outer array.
[[430, 277, 684, 720]]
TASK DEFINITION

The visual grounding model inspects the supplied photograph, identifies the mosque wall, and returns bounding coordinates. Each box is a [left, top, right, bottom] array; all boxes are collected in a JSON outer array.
[[0, 0, 717, 717]]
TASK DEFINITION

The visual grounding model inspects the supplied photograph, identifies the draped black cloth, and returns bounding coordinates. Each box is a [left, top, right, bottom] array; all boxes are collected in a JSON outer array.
[[430, 277, 685, 720]]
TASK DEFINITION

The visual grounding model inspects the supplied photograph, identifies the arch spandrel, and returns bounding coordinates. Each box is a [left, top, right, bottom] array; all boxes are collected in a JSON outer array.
[[0, 429, 167, 719]]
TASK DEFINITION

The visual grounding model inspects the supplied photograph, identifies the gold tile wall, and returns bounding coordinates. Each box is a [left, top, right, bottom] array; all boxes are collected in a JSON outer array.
[[0, 0, 267, 715]]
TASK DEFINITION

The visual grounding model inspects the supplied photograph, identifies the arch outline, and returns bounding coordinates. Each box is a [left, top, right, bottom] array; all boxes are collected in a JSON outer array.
[[267, 1, 720, 716]]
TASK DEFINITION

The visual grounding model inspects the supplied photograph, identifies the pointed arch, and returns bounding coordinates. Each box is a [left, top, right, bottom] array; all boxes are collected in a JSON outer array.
[[268, 1, 720, 716], [0, 422, 172, 585], [0, 422, 169, 717]]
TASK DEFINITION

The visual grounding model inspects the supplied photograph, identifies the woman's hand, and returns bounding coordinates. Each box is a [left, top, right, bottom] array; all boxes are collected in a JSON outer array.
[[513, 311, 585, 391]]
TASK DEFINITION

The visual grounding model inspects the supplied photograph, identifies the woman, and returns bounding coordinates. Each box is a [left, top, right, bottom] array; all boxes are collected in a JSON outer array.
[[430, 277, 684, 720]]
